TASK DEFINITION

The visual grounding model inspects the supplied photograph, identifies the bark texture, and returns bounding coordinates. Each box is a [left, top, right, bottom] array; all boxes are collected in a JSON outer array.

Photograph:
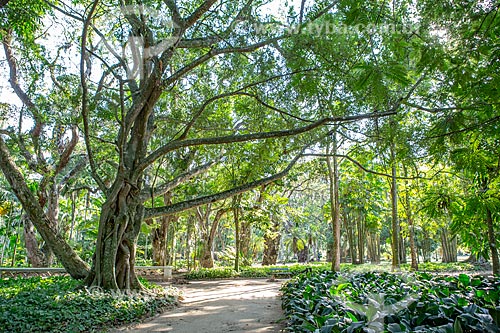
[[262, 219, 281, 266]]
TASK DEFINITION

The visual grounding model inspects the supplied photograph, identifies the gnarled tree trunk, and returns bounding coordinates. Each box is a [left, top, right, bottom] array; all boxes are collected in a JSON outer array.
[[262, 219, 281, 265], [85, 181, 144, 290]]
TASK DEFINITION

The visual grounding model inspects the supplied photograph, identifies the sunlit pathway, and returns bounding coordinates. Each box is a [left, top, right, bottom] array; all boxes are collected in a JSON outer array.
[[113, 279, 286, 333]]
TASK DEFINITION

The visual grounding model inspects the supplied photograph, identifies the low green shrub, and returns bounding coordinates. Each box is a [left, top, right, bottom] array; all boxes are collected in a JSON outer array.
[[185, 267, 236, 280], [0, 276, 177, 332]]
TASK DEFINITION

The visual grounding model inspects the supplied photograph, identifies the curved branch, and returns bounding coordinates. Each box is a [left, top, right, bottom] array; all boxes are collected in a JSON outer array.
[[144, 152, 302, 219], [305, 153, 425, 180], [139, 110, 396, 172], [140, 159, 217, 202]]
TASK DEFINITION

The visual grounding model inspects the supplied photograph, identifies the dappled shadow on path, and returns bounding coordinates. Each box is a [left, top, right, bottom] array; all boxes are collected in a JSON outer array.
[[114, 279, 287, 333]]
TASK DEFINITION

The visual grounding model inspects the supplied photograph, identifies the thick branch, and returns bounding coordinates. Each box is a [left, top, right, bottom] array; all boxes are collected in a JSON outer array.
[[185, 0, 219, 28], [178, 69, 316, 140], [55, 126, 78, 175], [140, 110, 396, 171], [163, 37, 282, 87], [144, 153, 302, 219], [2, 32, 39, 112], [163, 0, 183, 27]]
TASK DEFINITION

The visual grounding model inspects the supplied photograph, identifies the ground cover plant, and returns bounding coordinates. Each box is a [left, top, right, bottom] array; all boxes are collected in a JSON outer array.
[[0, 276, 178, 332], [281, 271, 500, 333]]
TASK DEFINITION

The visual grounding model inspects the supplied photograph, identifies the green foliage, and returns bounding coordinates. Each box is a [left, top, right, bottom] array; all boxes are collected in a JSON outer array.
[[0, 276, 177, 332], [185, 267, 236, 280], [281, 271, 500, 332], [185, 263, 332, 280]]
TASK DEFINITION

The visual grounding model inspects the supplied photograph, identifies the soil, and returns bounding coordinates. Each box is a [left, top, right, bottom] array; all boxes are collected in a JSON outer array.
[[113, 278, 287, 333]]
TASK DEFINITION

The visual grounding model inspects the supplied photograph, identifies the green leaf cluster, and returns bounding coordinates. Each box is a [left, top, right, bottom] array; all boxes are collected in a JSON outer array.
[[281, 271, 500, 332]]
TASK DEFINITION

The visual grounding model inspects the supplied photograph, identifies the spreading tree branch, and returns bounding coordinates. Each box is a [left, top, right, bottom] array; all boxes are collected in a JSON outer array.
[[144, 152, 303, 219], [139, 110, 396, 172], [140, 159, 217, 202]]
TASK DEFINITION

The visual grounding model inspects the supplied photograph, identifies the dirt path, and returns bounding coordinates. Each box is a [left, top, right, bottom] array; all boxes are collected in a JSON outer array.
[[114, 279, 287, 332]]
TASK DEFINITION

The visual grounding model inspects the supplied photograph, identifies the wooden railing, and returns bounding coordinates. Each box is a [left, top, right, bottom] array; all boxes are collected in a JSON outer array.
[[0, 266, 173, 280]]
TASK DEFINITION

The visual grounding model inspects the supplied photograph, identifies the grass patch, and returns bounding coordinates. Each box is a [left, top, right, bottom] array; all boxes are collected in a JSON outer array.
[[0, 276, 178, 332]]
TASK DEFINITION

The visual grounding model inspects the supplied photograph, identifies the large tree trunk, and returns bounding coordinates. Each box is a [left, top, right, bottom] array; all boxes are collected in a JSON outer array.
[[326, 137, 341, 272], [0, 137, 89, 279], [23, 216, 46, 267], [440, 227, 457, 263], [85, 181, 143, 290], [262, 219, 281, 265], [367, 232, 380, 264], [239, 219, 252, 266], [486, 207, 499, 274], [198, 208, 227, 268], [150, 193, 178, 266], [344, 212, 357, 264]]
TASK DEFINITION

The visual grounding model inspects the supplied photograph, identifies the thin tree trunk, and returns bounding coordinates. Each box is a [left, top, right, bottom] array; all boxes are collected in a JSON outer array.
[[233, 195, 241, 272], [403, 170, 418, 270], [390, 142, 400, 271], [486, 207, 499, 274], [356, 213, 365, 264], [326, 137, 341, 272], [239, 219, 252, 266], [345, 212, 357, 264]]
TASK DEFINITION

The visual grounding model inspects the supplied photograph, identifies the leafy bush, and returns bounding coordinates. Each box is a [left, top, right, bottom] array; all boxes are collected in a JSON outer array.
[[281, 271, 500, 332], [185, 267, 236, 279], [185, 263, 332, 280], [0, 276, 177, 332]]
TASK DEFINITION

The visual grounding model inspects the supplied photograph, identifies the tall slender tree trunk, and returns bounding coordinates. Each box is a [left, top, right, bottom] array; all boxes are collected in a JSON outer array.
[[390, 142, 400, 271], [151, 193, 178, 266], [486, 207, 499, 274], [327, 136, 341, 272], [233, 195, 241, 272], [344, 212, 357, 264], [356, 213, 365, 264], [403, 170, 418, 270], [239, 219, 252, 266], [199, 208, 227, 268]]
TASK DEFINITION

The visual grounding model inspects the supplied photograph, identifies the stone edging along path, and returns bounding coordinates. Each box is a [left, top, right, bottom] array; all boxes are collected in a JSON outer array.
[[113, 279, 287, 333]]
